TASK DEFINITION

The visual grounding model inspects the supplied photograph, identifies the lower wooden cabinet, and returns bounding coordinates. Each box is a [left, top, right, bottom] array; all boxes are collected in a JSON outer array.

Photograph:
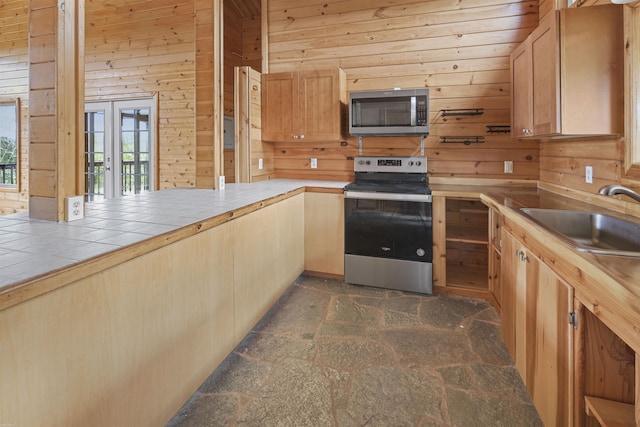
[[501, 230, 574, 427], [433, 196, 493, 302], [488, 208, 502, 308], [304, 191, 344, 275]]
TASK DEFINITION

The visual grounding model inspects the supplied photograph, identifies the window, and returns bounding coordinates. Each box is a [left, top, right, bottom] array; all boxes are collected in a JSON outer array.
[[85, 98, 156, 200], [0, 99, 19, 189]]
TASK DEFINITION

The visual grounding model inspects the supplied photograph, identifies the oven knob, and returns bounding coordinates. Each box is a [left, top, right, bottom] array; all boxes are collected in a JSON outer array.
[[359, 160, 365, 165], [417, 248, 425, 257], [408, 161, 414, 166], [365, 160, 371, 165], [416, 161, 422, 166]]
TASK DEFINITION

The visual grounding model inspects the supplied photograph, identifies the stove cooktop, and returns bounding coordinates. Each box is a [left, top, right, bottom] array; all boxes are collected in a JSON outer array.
[[345, 156, 430, 195], [343, 181, 431, 195]]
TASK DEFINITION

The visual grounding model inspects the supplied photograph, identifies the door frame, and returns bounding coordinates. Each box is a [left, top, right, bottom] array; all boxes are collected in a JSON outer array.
[[85, 95, 158, 199]]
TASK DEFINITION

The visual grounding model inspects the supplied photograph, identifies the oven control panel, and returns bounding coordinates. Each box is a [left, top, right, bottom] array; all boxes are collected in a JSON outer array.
[[354, 156, 427, 173]]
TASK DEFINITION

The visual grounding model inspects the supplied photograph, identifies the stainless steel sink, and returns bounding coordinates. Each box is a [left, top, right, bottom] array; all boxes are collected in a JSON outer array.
[[519, 208, 640, 257]]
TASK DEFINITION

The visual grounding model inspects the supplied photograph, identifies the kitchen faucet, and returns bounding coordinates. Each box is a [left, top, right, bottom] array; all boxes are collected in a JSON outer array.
[[598, 184, 640, 203]]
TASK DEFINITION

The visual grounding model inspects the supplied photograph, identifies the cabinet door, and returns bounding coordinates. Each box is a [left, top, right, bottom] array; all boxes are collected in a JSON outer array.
[[528, 262, 574, 427], [510, 38, 532, 138], [501, 231, 539, 379], [530, 11, 560, 136], [261, 72, 298, 141], [500, 231, 520, 360], [298, 69, 343, 141]]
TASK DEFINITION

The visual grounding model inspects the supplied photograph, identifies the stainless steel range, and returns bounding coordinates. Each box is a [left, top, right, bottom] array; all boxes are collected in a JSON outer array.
[[343, 156, 433, 294]]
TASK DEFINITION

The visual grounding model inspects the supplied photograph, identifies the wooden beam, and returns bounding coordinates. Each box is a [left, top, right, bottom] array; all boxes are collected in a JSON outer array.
[[261, 0, 268, 73], [28, 0, 83, 221], [213, 0, 224, 187]]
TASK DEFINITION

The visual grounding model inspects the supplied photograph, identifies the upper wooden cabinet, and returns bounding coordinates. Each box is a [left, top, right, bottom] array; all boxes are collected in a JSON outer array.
[[261, 68, 346, 142], [510, 5, 624, 138]]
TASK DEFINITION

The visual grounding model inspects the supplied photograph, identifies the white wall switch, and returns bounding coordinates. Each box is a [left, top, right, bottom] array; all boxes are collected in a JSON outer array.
[[310, 158, 318, 169], [218, 175, 225, 190], [258, 158, 263, 170], [504, 161, 513, 174], [585, 166, 593, 184], [65, 196, 84, 222]]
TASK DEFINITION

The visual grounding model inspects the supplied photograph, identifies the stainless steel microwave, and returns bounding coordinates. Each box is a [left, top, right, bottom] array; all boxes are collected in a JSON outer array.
[[349, 88, 430, 136]]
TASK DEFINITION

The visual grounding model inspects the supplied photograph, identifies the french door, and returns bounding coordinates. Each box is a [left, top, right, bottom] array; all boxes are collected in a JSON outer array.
[[84, 99, 156, 201]]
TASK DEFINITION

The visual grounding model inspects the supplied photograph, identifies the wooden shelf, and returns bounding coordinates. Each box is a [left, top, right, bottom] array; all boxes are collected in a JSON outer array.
[[585, 396, 635, 427], [446, 226, 488, 245]]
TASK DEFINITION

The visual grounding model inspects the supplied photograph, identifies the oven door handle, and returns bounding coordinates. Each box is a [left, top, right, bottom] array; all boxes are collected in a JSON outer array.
[[344, 191, 432, 203]]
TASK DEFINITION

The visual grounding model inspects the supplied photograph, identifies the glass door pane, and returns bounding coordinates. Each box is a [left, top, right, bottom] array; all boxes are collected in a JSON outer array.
[[119, 108, 150, 195], [0, 100, 19, 188], [84, 102, 112, 201]]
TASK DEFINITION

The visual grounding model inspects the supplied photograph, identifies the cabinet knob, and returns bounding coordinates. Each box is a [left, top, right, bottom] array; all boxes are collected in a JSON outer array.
[[300, 134, 305, 139], [293, 135, 298, 139]]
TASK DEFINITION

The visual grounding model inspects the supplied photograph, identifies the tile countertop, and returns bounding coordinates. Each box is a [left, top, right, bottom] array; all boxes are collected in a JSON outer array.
[[0, 180, 349, 293]]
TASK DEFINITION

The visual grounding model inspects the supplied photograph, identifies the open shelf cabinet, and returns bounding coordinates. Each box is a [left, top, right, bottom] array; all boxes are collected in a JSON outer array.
[[577, 306, 636, 427], [444, 198, 489, 291]]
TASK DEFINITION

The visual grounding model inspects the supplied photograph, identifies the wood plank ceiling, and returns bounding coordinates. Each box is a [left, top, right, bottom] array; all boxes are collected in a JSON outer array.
[[226, 0, 260, 18]]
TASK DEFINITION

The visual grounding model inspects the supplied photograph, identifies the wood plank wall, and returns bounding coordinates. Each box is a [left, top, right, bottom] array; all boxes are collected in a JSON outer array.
[[540, 137, 623, 193], [85, 0, 197, 190], [6, 0, 629, 203], [225, 6, 244, 117], [84, 0, 261, 191], [265, 0, 541, 182], [225, 7, 262, 184], [242, 16, 263, 72], [224, 8, 262, 116], [0, 0, 29, 214]]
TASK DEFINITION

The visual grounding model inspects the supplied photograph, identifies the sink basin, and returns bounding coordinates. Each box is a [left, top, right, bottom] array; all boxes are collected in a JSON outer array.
[[519, 208, 640, 257]]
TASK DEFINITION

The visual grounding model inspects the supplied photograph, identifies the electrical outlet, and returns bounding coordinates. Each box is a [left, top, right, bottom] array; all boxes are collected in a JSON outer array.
[[218, 175, 225, 190], [504, 161, 513, 174], [585, 166, 593, 184], [65, 196, 84, 222], [310, 158, 318, 169], [258, 158, 263, 170]]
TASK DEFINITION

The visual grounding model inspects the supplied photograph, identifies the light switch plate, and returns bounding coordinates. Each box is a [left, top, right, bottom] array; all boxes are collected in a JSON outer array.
[[218, 175, 225, 190], [311, 158, 318, 169], [585, 166, 593, 184], [258, 158, 263, 170], [65, 196, 84, 222]]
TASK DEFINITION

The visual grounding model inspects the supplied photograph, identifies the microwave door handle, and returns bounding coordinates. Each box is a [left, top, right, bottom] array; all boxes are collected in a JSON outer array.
[[410, 96, 417, 126]]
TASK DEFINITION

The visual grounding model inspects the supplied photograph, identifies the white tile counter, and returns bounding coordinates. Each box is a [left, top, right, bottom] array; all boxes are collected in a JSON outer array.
[[0, 180, 348, 294]]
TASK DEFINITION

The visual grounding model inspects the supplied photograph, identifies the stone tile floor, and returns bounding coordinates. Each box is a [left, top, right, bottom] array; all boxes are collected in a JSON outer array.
[[166, 275, 542, 426]]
